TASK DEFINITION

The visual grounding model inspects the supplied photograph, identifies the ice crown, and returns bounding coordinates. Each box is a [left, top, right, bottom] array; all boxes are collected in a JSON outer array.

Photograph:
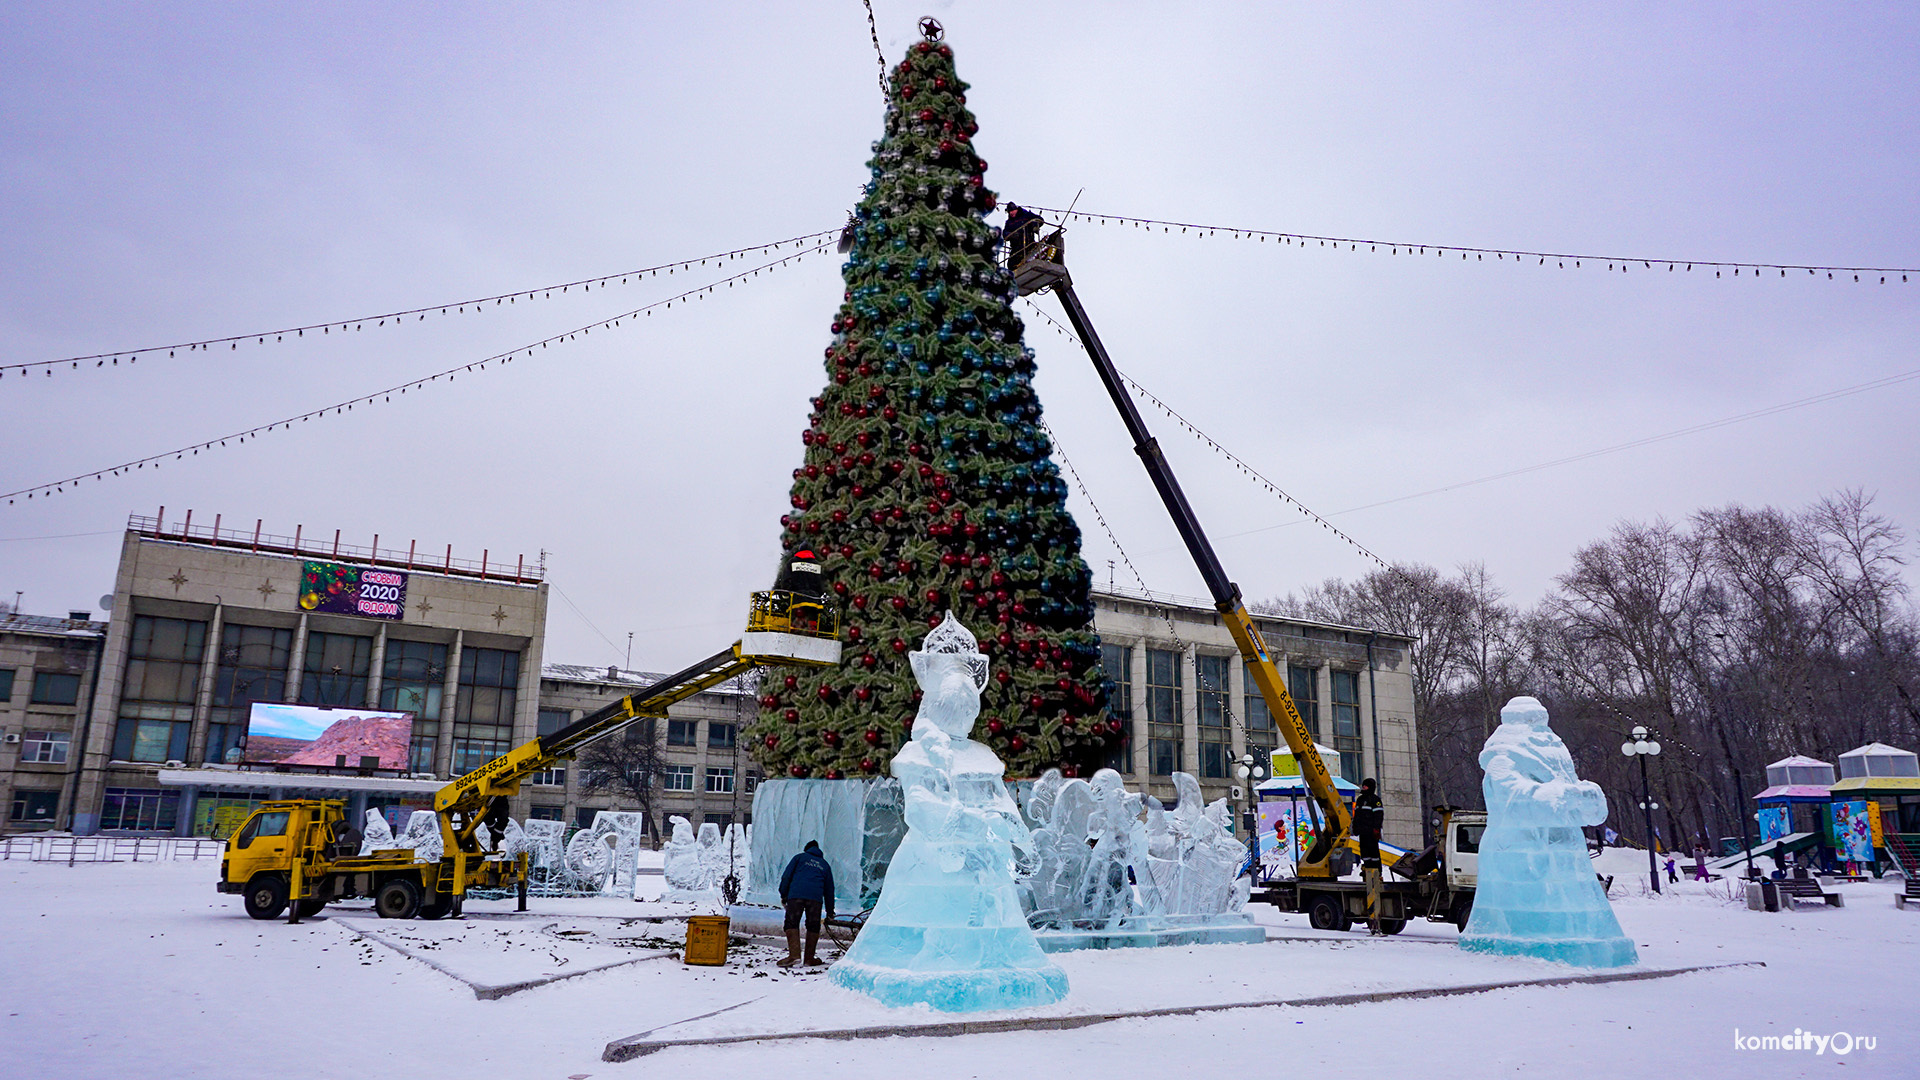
[[920, 610, 979, 655]]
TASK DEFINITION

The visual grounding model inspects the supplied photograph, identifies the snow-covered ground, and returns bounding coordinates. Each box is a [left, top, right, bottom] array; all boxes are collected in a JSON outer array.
[[0, 853, 1910, 1078]]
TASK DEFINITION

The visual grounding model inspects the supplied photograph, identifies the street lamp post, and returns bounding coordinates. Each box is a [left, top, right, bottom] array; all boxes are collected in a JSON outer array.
[[1621, 726, 1663, 894], [1235, 753, 1266, 887]]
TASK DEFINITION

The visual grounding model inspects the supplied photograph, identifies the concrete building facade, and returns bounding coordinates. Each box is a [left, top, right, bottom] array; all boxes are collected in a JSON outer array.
[[69, 513, 547, 835], [1090, 588, 1423, 849], [4, 513, 1424, 852]]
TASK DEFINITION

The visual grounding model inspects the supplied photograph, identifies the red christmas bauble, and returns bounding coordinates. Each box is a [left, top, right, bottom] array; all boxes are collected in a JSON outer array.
[[783, 674, 797, 689], [826, 769, 844, 780], [924, 588, 942, 604], [764, 734, 779, 748], [890, 596, 908, 611], [846, 625, 861, 641], [817, 685, 835, 700], [891, 638, 907, 653], [864, 729, 880, 744], [1008, 736, 1026, 752], [986, 719, 1005, 736], [852, 595, 868, 610], [854, 686, 872, 702], [824, 729, 841, 744], [860, 758, 877, 772], [1057, 678, 1072, 692], [790, 764, 807, 778], [995, 670, 1011, 685]]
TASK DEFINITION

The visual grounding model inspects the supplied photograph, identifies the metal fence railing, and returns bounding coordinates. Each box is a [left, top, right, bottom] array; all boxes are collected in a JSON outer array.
[[0, 834, 225, 864]]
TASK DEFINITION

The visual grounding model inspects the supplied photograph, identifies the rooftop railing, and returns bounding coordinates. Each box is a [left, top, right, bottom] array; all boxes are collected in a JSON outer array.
[[130, 509, 542, 585]]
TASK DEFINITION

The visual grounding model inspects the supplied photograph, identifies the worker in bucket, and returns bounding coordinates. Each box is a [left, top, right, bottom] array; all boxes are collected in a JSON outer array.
[[778, 840, 835, 968]]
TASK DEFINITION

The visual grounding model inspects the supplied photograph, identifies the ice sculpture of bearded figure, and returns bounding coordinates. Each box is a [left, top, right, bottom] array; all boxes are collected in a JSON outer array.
[[1459, 696, 1638, 967], [830, 612, 1069, 1010]]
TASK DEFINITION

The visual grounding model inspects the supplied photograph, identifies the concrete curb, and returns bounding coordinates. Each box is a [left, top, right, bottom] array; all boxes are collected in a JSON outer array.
[[337, 918, 674, 999], [602, 959, 1764, 1061]]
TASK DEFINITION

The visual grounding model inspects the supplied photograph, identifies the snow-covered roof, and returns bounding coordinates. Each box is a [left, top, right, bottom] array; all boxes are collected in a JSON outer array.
[[540, 661, 752, 696], [0, 611, 107, 638]]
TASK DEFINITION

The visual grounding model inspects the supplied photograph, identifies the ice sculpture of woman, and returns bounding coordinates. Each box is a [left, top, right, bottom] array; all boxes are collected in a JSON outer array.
[[1460, 696, 1638, 967], [830, 613, 1069, 1011]]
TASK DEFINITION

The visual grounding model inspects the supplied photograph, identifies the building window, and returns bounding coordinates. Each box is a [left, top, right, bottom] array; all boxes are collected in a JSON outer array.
[[663, 765, 695, 791], [0, 669, 14, 702], [1288, 664, 1320, 741], [532, 767, 566, 787], [1100, 642, 1133, 773], [20, 729, 70, 764], [112, 616, 205, 763], [1197, 654, 1230, 779], [300, 632, 373, 708], [1146, 647, 1182, 776], [574, 806, 600, 830], [745, 772, 761, 794], [408, 737, 436, 775], [705, 766, 735, 794], [99, 787, 180, 832], [708, 722, 736, 749], [452, 647, 519, 775], [537, 707, 570, 738], [210, 624, 293, 765], [9, 789, 59, 826], [380, 639, 447, 720], [1242, 663, 1278, 762], [30, 671, 80, 705], [190, 792, 264, 839], [529, 804, 565, 821], [1331, 670, 1363, 782], [667, 719, 697, 746], [704, 813, 732, 828]]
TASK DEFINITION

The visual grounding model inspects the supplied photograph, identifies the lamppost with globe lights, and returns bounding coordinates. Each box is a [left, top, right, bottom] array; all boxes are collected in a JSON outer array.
[[1235, 752, 1267, 885], [1621, 726, 1662, 894]]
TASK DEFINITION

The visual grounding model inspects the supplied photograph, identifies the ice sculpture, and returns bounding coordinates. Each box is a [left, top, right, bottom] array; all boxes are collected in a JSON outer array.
[[1022, 772, 1098, 926], [859, 778, 908, 901], [520, 819, 567, 872], [359, 808, 396, 856], [662, 816, 714, 902], [1460, 696, 1638, 968], [696, 822, 729, 891], [742, 779, 871, 909], [830, 612, 1069, 1011], [395, 810, 443, 863], [565, 827, 615, 889], [1085, 769, 1146, 924]]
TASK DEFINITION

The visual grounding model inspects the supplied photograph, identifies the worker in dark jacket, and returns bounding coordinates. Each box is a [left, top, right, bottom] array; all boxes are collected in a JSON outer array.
[[1352, 779, 1385, 865], [778, 840, 835, 968]]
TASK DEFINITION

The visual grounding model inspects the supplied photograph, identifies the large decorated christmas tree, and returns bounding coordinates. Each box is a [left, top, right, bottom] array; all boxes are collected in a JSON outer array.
[[746, 22, 1114, 781]]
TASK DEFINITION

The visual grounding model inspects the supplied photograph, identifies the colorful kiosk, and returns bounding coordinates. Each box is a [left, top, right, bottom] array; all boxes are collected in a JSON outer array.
[[1830, 742, 1920, 880], [1752, 754, 1836, 872], [1253, 743, 1362, 879]]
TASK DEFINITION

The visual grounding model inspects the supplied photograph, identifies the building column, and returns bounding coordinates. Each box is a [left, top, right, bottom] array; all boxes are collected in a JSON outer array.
[[436, 630, 463, 777], [1228, 656, 1247, 761], [1315, 662, 1333, 755], [1180, 644, 1199, 775], [1129, 644, 1149, 785], [188, 602, 223, 765], [367, 624, 388, 708], [73, 532, 142, 835], [286, 613, 310, 703], [175, 785, 199, 837]]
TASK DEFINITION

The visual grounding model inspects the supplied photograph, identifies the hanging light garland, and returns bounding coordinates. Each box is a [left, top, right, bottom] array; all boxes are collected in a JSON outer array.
[[3, 241, 835, 506], [1, 230, 839, 381], [1025, 206, 1917, 284]]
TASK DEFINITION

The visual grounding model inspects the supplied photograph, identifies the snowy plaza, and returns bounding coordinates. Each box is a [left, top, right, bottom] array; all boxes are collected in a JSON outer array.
[[1, 848, 1910, 1078]]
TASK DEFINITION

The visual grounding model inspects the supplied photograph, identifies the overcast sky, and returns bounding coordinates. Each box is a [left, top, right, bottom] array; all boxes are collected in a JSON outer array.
[[3, 3, 1916, 670]]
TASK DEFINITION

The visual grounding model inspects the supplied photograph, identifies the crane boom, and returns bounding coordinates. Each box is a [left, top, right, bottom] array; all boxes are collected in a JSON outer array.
[[1009, 227, 1353, 876]]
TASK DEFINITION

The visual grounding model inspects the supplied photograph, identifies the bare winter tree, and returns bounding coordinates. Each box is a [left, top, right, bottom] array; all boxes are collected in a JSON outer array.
[[577, 719, 666, 839]]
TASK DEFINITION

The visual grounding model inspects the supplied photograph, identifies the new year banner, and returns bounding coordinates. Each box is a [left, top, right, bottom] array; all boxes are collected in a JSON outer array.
[[299, 561, 408, 620]]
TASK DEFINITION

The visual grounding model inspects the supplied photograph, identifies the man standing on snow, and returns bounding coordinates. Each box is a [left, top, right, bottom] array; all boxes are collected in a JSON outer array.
[[778, 839, 835, 968]]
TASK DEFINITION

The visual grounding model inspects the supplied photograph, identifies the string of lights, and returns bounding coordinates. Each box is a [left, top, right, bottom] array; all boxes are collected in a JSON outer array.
[[1025, 206, 1918, 283], [861, 0, 888, 98], [1021, 299, 1400, 578], [2, 229, 839, 381], [3, 241, 836, 506]]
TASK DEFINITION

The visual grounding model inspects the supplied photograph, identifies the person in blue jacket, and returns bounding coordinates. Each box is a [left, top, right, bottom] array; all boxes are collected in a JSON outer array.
[[778, 840, 835, 968]]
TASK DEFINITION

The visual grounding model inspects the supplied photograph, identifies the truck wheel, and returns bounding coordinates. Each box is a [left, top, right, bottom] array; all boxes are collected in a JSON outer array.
[[243, 875, 288, 921], [296, 898, 327, 918], [1451, 897, 1473, 931], [375, 878, 422, 920], [1308, 893, 1351, 932], [1376, 918, 1406, 935], [418, 890, 454, 920]]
